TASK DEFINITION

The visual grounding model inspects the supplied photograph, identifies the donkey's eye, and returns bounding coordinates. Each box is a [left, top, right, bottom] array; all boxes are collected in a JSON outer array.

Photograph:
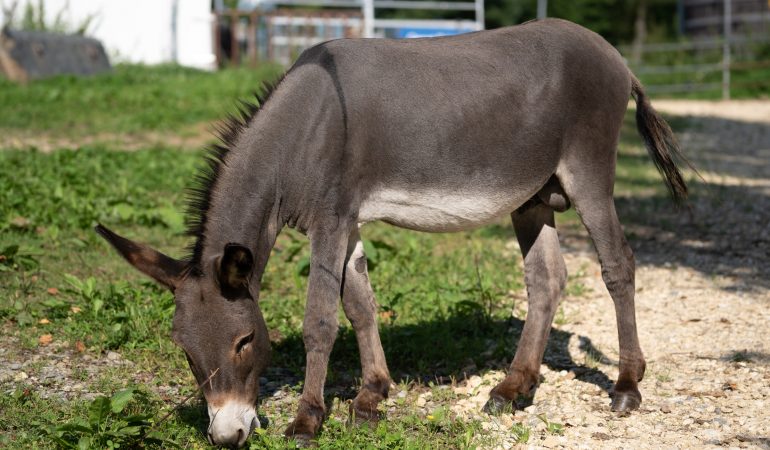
[[235, 330, 255, 355]]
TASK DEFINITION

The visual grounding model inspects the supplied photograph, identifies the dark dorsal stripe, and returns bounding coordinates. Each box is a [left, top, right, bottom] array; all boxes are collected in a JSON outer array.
[[184, 79, 284, 273]]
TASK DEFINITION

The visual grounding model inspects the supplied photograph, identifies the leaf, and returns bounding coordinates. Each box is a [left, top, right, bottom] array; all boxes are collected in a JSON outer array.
[[362, 239, 379, 262], [115, 425, 143, 436], [47, 287, 60, 295], [0, 245, 19, 259], [295, 256, 310, 277], [113, 203, 136, 221], [88, 396, 111, 426], [38, 334, 53, 346], [155, 206, 184, 233], [63, 273, 84, 292], [110, 388, 135, 414], [54, 423, 93, 434], [77, 435, 91, 450]]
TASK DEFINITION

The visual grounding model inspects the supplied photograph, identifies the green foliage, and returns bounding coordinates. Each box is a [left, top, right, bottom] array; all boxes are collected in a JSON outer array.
[[484, 0, 679, 45], [0, 244, 41, 272], [45, 387, 175, 449], [537, 413, 564, 435], [2, 0, 96, 35], [0, 147, 195, 232], [61, 274, 176, 350], [511, 421, 531, 443]]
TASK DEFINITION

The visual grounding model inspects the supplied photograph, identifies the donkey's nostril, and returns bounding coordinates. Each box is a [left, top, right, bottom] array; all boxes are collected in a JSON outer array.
[[236, 428, 245, 444]]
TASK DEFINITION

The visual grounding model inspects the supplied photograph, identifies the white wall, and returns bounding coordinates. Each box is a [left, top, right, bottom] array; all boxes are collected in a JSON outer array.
[[1, 0, 216, 70]]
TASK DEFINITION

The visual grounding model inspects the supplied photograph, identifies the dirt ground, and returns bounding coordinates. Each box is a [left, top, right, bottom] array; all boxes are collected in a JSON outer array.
[[1, 100, 768, 448]]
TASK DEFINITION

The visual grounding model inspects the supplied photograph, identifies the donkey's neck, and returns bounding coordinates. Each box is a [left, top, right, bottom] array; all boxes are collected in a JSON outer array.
[[192, 61, 347, 284]]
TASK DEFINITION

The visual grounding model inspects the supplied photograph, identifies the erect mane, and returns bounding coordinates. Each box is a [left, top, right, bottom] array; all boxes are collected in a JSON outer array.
[[184, 78, 284, 273]]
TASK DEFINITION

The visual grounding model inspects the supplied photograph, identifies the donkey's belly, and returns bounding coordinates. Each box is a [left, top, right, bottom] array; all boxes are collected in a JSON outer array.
[[357, 187, 528, 232]]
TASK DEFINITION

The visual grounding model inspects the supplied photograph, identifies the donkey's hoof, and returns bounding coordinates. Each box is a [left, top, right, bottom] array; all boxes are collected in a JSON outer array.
[[610, 389, 641, 413], [483, 394, 517, 415], [291, 434, 317, 448], [348, 403, 383, 427], [284, 422, 318, 447]]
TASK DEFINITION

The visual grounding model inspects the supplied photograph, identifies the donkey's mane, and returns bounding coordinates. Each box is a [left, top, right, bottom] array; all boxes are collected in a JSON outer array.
[[184, 78, 284, 272]]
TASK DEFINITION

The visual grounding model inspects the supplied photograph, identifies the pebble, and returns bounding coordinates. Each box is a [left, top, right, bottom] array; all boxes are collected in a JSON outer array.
[[13, 371, 28, 382], [9, 363, 21, 370]]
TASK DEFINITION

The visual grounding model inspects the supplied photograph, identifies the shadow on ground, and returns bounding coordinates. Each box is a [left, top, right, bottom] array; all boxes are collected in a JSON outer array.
[[458, 115, 770, 293], [263, 311, 616, 402], [617, 114, 769, 291]]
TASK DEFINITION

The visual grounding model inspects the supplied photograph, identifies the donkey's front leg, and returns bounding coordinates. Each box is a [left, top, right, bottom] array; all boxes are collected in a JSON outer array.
[[485, 204, 567, 414], [341, 229, 391, 424], [284, 226, 349, 442]]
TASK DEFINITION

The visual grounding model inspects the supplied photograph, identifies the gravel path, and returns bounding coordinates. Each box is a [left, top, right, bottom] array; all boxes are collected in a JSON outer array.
[[2, 100, 768, 448]]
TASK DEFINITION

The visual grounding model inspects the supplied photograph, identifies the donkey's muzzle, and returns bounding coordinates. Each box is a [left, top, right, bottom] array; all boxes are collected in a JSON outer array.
[[208, 402, 259, 448]]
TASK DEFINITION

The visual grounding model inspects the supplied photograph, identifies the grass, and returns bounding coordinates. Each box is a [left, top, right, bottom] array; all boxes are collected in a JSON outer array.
[[0, 64, 688, 448], [0, 64, 283, 137]]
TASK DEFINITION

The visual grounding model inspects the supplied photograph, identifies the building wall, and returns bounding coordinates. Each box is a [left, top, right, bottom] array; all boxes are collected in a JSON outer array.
[[0, 0, 215, 69]]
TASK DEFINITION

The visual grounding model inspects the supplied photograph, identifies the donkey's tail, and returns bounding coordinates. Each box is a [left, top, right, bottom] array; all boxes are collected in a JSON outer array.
[[631, 76, 694, 206]]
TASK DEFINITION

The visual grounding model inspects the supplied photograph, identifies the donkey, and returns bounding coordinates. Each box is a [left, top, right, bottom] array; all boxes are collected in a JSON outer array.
[[96, 18, 690, 447]]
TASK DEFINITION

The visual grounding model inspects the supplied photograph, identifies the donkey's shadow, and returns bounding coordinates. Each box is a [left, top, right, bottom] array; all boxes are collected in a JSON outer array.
[[175, 313, 615, 436], [267, 312, 616, 399]]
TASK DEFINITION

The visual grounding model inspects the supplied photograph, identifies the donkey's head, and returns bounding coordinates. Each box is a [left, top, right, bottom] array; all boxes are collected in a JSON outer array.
[[95, 225, 270, 448]]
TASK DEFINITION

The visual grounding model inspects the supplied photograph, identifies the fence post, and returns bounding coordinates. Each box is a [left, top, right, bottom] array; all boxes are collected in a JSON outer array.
[[363, 0, 374, 38], [722, 0, 731, 100], [537, 0, 547, 19]]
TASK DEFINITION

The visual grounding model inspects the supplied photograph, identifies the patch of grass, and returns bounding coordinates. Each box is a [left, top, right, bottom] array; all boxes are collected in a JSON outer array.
[[0, 63, 283, 137], [511, 421, 531, 443]]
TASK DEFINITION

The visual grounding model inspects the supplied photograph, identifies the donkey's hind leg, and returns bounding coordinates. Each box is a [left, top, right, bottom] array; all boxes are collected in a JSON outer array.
[[485, 202, 567, 413], [559, 167, 646, 412], [341, 228, 391, 424]]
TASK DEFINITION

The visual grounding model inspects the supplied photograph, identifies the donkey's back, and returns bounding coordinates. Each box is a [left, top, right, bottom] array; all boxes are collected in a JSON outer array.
[[287, 19, 633, 231]]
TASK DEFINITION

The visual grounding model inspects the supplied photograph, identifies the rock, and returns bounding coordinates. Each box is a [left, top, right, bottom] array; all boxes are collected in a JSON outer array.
[[106, 351, 121, 361], [13, 371, 28, 382], [660, 404, 672, 413], [9, 363, 21, 370], [542, 436, 560, 448]]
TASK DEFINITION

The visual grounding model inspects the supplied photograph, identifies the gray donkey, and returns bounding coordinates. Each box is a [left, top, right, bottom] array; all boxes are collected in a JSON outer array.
[[96, 18, 690, 447]]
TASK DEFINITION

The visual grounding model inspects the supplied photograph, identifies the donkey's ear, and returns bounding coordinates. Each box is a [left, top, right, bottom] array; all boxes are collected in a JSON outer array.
[[217, 243, 254, 299], [95, 224, 185, 291]]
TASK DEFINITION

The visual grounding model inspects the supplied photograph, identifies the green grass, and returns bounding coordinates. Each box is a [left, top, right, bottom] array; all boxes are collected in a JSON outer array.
[[0, 64, 686, 448], [0, 63, 283, 137]]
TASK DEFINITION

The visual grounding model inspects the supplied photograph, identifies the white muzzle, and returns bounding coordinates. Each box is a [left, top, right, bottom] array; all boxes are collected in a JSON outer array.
[[207, 402, 259, 448]]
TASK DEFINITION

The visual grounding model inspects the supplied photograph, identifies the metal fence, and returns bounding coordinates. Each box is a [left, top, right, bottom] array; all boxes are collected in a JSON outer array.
[[621, 0, 770, 98], [214, 9, 363, 67], [620, 36, 770, 98]]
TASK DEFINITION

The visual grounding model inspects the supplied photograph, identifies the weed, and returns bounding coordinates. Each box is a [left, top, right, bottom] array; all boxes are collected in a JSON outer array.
[[45, 387, 175, 449], [537, 413, 565, 435], [511, 421, 531, 443], [0, 244, 41, 272]]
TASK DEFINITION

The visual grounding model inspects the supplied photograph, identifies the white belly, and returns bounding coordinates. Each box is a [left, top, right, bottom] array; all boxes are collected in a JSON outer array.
[[357, 188, 520, 232]]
